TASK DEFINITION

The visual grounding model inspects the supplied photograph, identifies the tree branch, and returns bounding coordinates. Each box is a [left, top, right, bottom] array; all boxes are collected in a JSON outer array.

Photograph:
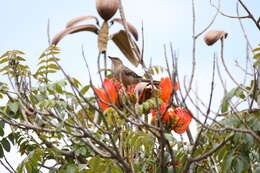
[[192, 134, 234, 162]]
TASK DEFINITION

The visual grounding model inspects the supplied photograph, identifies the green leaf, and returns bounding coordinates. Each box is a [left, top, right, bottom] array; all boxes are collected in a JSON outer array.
[[14, 56, 26, 61], [0, 58, 9, 64], [55, 83, 63, 94], [80, 85, 90, 95], [8, 133, 15, 145], [47, 51, 60, 55], [221, 98, 229, 113], [8, 102, 19, 113], [221, 87, 245, 113], [39, 52, 46, 59], [70, 77, 81, 88], [49, 45, 60, 51], [39, 50, 60, 59], [0, 65, 12, 73], [98, 68, 111, 72], [252, 47, 260, 52], [16, 162, 25, 173], [0, 128, 4, 137], [66, 164, 77, 173], [253, 53, 260, 59], [11, 50, 25, 55], [36, 65, 47, 72], [1, 138, 11, 152], [37, 57, 60, 65], [0, 121, 5, 129], [221, 116, 241, 127], [164, 133, 176, 143], [148, 66, 166, 76], [244, 133, 254, 148], [0, 145, 4, 158], [253, 166, 260, 173], [234, 159, 244, 173], [47, 63, 60, 70], [223, 152, 234, 172], [25, 162, 32, 173], [0, 52, 9, 59]]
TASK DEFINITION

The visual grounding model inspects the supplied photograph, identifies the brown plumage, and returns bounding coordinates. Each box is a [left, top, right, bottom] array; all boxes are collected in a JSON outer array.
[[108, 56, 159, 86]]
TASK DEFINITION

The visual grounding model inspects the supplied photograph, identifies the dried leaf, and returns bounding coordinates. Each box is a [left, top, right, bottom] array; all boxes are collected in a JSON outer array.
[[51, 24, 98, 45], [204, 30, 228, 46], [96, 0, 119, 21], [134, 82, 153, 104], [111, 30, 140, 66], [111, 18, 138, 41], [66, 16, 99, 28], [98, 22, 109, 53]]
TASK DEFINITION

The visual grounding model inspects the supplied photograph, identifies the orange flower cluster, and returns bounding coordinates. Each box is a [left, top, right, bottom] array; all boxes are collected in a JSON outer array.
[[94, 78, 137, 111], [152, 77, 192, 134], [94, 77, 192, 134], [151, 103, 192, 134]]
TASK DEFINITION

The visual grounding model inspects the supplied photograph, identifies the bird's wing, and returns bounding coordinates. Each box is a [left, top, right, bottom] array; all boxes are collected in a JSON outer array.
[[123, 66, 142, 79]]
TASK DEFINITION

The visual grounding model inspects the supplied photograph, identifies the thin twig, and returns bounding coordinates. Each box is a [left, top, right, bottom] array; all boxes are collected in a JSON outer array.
[[0, 160, 12, 173], [210, 0, 249, 19], [220, 39, 248, 92], [192, 134, 234, 162], [238, 0, 260, 30], [3, 156, 16, 173], [183, 0, 196, 102], [195, 0, 220, 38], [236, 1, 253, 50]]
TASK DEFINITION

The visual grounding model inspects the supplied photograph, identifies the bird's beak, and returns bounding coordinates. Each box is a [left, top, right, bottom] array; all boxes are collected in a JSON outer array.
[[108, 56, 113, 60]]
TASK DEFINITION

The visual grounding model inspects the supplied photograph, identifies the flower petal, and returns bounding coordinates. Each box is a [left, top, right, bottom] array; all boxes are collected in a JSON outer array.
[[94, 88, 110, 111], [150, 103, 172, 123], [94, 78, 118, 111], [173, 108, 192, 134], [160, 77, 173, 103], [103, 78, 117, 104], [160, 103, 170, 122]]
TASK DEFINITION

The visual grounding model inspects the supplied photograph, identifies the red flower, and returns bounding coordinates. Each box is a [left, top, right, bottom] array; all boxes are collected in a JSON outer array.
[[167, 161, 180, 167], [172, 108, 192, 134], [160, 77, 179, 103], [94, 78, 118, 111], [114, 80, 121, 91], [151, 105, 192, 134], [126, 84, 137, 95], [151, 103, 174, 123], [113, 79, 136, 95]]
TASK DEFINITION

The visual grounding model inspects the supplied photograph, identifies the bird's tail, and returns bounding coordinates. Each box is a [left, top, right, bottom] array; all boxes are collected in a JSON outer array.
[[140, 79, 160, 85]]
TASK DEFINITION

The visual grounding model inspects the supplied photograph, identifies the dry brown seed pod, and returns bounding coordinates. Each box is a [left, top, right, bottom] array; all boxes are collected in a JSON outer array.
[[96, 0, 119, 21], [98, 22, 109, 53], [204, 30, 228, 46], [66, 16, 99, 28], [111, 18, 139, 41], [51, 24, 98, 45], [111, 30, 140, 66]]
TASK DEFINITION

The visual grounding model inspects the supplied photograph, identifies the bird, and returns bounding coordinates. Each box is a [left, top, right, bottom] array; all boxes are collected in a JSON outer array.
[[108, 56, 159, 86]]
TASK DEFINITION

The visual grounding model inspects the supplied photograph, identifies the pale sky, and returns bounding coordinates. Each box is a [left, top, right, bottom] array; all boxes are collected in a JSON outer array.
[[0, 0, 259, 172]]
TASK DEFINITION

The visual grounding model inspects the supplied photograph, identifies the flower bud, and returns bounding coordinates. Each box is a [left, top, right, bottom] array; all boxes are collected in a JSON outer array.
[[96, 0, 119, 21]]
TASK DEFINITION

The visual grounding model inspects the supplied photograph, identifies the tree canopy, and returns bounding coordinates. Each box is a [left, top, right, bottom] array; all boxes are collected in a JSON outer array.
[[0, 0, 259, 173]]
